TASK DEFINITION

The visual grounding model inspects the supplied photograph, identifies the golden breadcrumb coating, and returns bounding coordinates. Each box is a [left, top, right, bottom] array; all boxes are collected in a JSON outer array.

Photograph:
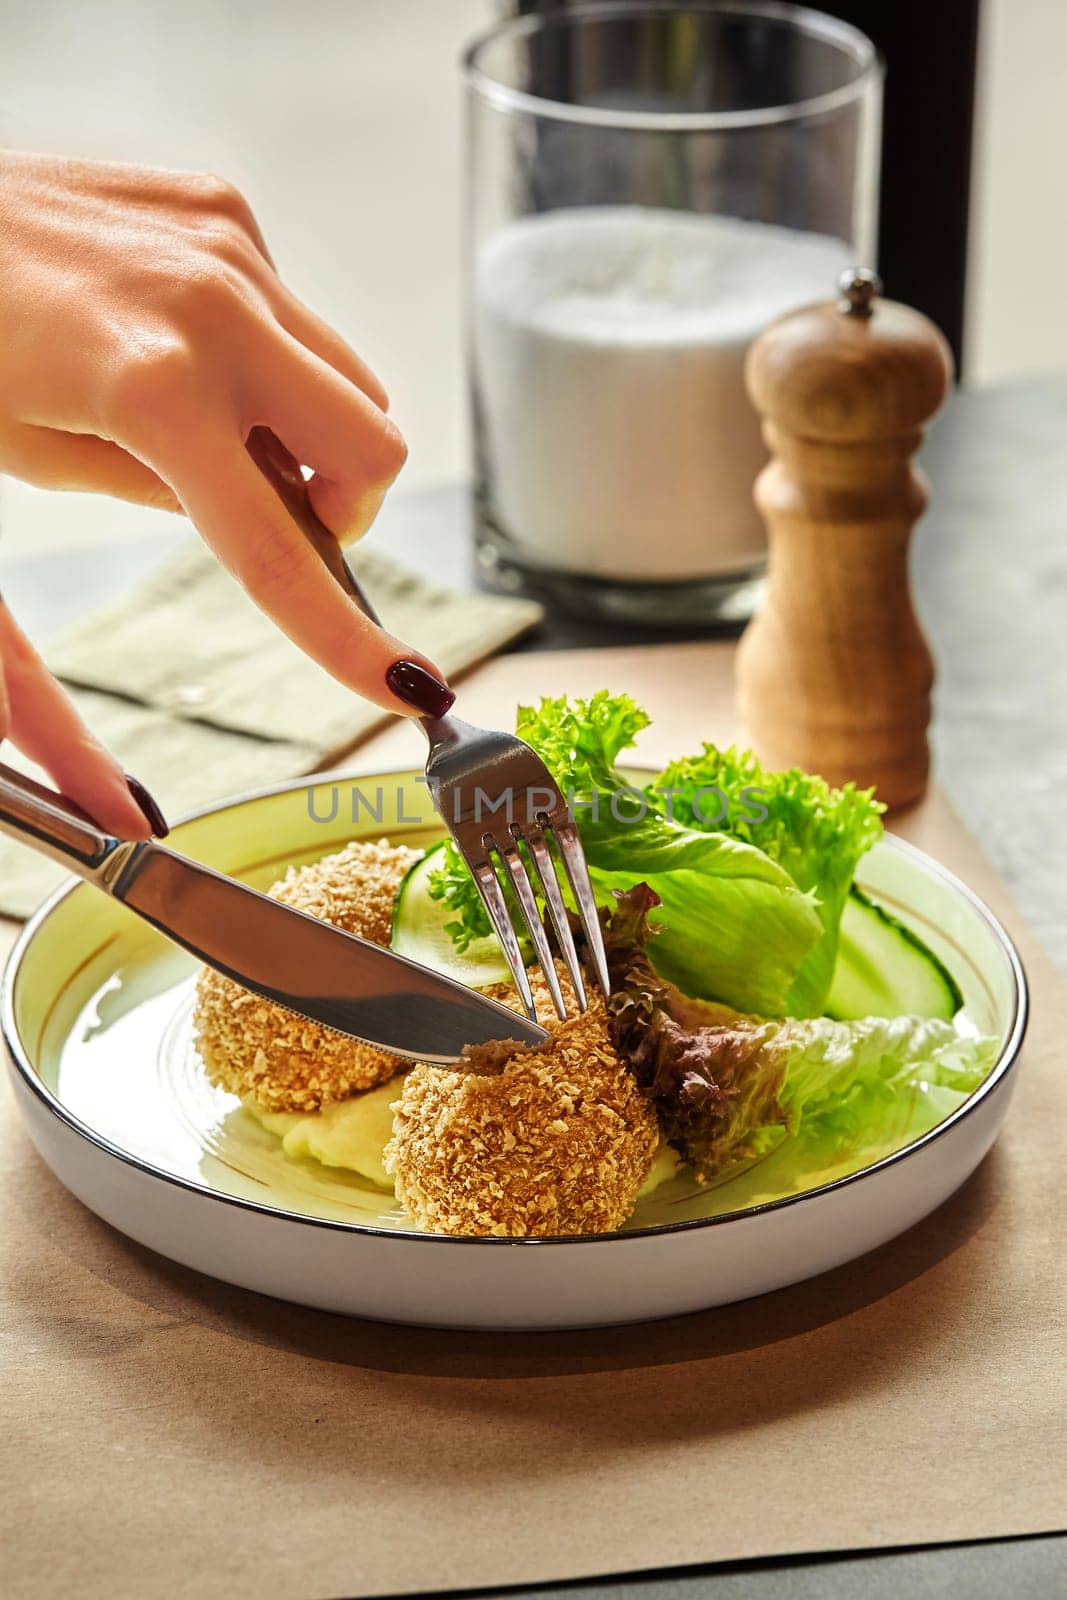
[[384, 968, 659, 1237], [269, 836, 413, 944], [193, 838, 418, 1114]]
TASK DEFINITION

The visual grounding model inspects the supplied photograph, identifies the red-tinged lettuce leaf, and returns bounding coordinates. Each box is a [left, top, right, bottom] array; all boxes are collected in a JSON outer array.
[[604, 885, 790, 1178], [603, 886, 997, 1183]]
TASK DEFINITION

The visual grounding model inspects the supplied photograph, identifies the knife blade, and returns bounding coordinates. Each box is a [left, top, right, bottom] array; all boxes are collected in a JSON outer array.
[[111, 841, 549, 1061], [0, 761, 549, 1062]]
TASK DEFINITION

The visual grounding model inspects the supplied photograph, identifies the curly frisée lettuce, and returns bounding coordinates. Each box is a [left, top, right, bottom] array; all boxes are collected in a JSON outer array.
[[428, 691, 882, 1017], [429, 693, 825, 1016], [604, 886, 997, 1182]]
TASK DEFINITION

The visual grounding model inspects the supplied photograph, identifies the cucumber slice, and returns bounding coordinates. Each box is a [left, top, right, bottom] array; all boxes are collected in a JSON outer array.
[[826, 885, 963, 1021], [390, 842, 513, 989]]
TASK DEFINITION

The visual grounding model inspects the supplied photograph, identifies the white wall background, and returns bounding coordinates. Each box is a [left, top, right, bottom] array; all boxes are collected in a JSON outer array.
[[0, 0, 495, 556], [0, 0, 1059, 555], [967, 0, 1067, 382]]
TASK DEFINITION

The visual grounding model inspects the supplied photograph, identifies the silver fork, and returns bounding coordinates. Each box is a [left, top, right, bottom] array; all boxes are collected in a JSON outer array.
[[248, 429, 609, 1022]]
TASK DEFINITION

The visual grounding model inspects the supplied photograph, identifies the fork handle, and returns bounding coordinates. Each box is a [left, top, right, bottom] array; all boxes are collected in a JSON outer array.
[[246, 426, 383, 627], [248, 427, 455, 742]]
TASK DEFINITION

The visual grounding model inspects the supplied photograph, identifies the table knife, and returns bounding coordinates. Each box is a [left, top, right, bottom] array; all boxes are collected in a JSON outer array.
[[0, 761, 549, 1061]]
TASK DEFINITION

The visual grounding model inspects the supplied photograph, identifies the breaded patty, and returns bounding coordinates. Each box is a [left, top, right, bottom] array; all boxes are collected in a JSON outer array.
[[384, 968, 659, 1237], [193, 837, 418, 1114]]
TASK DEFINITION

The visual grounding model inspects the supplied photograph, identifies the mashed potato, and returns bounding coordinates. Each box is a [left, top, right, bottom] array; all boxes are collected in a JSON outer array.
[[245, 1074, 403, 1189]]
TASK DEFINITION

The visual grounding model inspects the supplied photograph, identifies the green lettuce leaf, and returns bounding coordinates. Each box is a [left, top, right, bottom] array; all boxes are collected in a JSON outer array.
[[604, 885, 996, 1181], [654, 744, 884, 1015], [430, 692, 824, 1016], [517, 689, 651, 793]]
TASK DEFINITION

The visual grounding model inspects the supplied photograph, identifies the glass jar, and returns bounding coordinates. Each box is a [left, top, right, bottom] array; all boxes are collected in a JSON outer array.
[[464, 1, 882, 626]]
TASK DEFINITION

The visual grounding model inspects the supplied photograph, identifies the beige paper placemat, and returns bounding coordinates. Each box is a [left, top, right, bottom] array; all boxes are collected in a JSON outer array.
[[1, 641, 1064, 1600], [0, 541, 541, 917]]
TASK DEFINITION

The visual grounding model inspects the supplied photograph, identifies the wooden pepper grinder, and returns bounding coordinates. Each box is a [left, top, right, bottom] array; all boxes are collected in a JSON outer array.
[[737, 268, 954, 809]]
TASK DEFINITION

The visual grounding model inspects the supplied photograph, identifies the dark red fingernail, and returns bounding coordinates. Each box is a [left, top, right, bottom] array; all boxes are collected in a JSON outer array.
[[385, 660, 455, 718], [125, 774, 169, 838]]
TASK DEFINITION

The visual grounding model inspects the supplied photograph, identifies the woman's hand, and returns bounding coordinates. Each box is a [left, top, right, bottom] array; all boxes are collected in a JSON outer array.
[[0, 598, 159, 838], [0, 150, 452, 834]]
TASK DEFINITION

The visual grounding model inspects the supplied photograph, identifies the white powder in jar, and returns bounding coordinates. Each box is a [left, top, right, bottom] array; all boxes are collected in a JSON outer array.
[[474, 208, 851, 581]]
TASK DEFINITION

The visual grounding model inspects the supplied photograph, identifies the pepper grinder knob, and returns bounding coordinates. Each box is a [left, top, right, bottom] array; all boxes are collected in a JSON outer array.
[[837, 265, 882, 317], [736, 268, 954, 809]]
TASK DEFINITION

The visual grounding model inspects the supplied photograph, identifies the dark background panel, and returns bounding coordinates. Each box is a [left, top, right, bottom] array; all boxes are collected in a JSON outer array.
[[819, 0, 980, 374], [514, 0, 982, 371]]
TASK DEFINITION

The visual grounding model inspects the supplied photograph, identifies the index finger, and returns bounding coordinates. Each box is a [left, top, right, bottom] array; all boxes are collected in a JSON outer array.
[[158, 430, 451, 717]]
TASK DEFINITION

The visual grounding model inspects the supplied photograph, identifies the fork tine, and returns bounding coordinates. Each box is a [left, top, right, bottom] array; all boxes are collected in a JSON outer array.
[[553, 820, 611, 998], [522, 825, 587, 1013], [498, 838, 567, 1020], [471, 857, 538, 1022]]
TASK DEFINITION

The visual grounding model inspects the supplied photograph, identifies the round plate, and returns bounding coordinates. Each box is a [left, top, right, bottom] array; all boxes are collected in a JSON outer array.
[[2, 770, 1028, 1330]]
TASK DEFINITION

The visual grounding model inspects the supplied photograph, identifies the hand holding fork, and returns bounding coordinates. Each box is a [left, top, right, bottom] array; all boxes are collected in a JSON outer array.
[[247, 427, 609, 1022]]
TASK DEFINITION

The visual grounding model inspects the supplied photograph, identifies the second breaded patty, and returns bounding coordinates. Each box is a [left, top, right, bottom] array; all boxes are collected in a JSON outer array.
[[193, 837, 418, 1114], [384, 969, 659, 1237]]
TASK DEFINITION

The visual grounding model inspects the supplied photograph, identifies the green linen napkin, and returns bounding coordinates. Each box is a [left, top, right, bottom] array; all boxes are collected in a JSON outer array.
[[0, 540, 541, 918]]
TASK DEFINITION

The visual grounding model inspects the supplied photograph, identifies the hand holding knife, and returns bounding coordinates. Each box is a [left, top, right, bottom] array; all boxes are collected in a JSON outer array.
[[0, 760, 549, 1060]]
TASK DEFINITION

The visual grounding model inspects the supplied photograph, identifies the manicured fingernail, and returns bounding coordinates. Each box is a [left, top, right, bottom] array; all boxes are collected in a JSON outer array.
[[385, 659, 455, 718], [125, 774, 169, 838]]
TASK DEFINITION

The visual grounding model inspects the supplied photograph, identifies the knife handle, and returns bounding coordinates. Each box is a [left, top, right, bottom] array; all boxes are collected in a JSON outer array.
[[0, 760, 122, 877]]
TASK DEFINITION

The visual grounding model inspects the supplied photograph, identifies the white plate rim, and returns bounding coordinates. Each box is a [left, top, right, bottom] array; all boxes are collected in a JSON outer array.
[[1, 770, 1030, 1249]]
